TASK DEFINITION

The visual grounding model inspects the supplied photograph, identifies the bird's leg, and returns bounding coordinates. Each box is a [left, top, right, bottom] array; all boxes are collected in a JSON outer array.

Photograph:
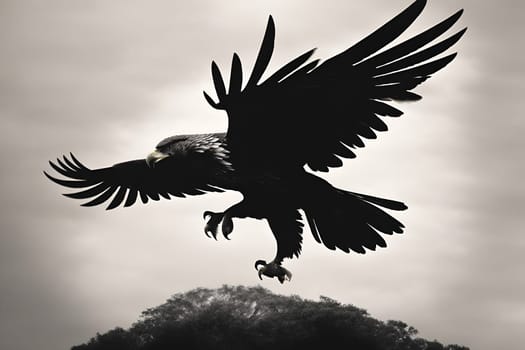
[[255, 260, 292, 284], [203, 200, 249, 240]]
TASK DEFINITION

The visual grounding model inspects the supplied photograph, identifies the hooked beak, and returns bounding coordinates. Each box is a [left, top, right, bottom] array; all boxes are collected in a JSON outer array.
[[146, 150, 169, 168]]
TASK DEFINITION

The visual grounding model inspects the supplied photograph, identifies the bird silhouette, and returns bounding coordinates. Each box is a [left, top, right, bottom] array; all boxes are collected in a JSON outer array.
[[45, 0, 466, 283]]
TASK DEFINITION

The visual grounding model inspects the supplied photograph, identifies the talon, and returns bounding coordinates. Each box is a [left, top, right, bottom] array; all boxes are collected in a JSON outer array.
[[255, 260, 266, 271], [203, 211, 224, 240], [254, 260, 292, 283], [221, 215, 234, 240], [204, 224, 218, 240], [255, 260, 266, 281], [204, 226, 216, 239]]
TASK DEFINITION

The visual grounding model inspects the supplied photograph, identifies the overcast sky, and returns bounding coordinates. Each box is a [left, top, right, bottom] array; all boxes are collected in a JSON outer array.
[[1, 0, 524, 349]]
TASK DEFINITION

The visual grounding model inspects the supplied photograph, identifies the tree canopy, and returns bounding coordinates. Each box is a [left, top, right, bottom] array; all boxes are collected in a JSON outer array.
[[72, 285, 468, 350]]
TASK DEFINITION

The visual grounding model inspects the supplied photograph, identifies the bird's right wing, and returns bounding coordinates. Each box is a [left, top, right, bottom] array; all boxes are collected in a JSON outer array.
[[44, 154, 224, 210], [204, 0, 466, 172]]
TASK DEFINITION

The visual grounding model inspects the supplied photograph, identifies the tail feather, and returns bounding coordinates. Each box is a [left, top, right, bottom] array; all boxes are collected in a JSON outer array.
[[304, 183, 406, 254]]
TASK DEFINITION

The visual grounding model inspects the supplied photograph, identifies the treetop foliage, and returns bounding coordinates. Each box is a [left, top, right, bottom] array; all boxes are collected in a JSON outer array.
[[72, 285, 468, 350]]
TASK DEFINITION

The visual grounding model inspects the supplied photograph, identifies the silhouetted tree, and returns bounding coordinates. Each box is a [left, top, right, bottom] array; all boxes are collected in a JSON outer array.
[[72, 286, 469, 350]]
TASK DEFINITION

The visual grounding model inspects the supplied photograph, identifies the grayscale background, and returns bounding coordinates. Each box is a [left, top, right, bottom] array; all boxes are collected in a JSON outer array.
[[1, 0, 523, 349]]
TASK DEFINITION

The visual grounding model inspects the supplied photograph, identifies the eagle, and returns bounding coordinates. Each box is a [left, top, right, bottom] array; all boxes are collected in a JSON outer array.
[[45, 0, 465, 283]]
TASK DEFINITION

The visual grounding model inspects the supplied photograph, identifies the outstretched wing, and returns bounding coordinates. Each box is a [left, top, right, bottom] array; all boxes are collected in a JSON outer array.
[[204, 0, 466, 171], [44, 153, 223, 210]]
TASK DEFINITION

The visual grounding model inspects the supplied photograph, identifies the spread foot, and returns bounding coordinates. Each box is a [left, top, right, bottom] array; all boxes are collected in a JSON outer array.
[[255, 260, 292, 284], [203, 211, 234, 240], [203, 211, 224, 240]]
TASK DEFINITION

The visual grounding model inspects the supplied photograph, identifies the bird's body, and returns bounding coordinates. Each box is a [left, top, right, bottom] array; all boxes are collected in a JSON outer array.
[[149, 132, 303, 202], [45, 0, 466, 282]]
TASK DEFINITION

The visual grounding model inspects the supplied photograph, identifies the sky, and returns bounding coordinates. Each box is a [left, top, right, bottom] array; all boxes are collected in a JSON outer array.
[[1, 0, 524, 349]]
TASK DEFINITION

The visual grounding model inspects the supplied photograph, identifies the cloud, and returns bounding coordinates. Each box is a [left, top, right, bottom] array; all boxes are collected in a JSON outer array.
[[1, 1, 524, 350]]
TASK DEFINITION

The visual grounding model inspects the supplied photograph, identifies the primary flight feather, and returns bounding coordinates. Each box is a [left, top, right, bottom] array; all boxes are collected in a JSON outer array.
[[45, 0, 466, 283]]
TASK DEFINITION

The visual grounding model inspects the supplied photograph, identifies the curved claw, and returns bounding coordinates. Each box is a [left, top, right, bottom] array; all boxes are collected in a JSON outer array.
[[204, 226, 216, 239], [204, 225, 218, 240], [279, 267, 292, 283], [203, 210, 215, 219], [203, 211, 225, 240], [221, 216, 234, 240], [255, 260, 266, 271]]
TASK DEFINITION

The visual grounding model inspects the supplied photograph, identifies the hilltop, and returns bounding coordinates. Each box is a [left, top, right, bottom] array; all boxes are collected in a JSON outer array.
[[72, 285, 468, 350]]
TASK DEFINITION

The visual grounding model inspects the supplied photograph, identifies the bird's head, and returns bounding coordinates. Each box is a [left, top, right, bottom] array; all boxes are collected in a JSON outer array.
[[146, 135, 189, 168], [146, 149, 169, 168]]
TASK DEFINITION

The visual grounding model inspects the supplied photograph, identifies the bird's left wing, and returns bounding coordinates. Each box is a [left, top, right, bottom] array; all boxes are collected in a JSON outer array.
[[204, 0, 466, 172], [44, 154, 223, 210]]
